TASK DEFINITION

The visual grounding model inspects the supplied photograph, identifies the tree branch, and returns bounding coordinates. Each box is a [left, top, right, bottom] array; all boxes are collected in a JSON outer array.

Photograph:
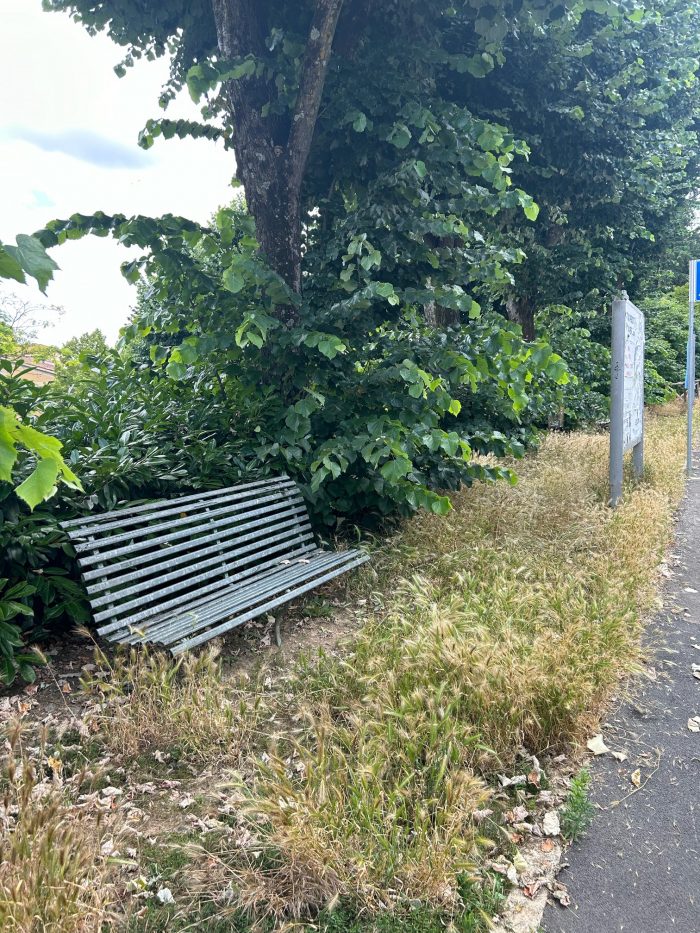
[[285, 0, 345, 197]]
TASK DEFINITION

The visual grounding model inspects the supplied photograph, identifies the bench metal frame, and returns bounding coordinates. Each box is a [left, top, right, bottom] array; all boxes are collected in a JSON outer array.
[[62, 476, 368, 655]]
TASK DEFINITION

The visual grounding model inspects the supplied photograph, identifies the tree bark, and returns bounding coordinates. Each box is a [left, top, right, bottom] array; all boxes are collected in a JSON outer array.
[[211, 0, 345, 325], [425, 301, 460, 329], [506, 294, 536, 341]]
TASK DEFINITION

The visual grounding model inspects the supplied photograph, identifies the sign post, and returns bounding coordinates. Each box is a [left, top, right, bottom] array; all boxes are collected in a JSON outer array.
[[687, 260, 698, 474], [610, 292, 644, 508]]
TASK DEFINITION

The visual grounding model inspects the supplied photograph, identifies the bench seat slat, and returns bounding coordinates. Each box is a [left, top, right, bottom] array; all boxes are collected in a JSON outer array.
[[107, 549, 368, 651], [171, 553, 369, 655], [95, 540, 319, 635], [137, 549, 349, 644], [93, 538, 319, 627], [115, 552, 333, 644], [90, 530, 316, 614]]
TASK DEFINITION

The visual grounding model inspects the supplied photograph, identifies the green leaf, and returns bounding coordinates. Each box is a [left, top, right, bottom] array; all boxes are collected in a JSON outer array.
[[353, 112, 367, 132], [429, 495, 452, 516], [380, 458, 411, 483], [14, 458, 61, 510], [223, 268, 245, 293], [165, 360, 188, 380], [6, 235, 59, 293], [522, 198, 540, 222], [477, 125, 505, 151], [387, 123, 412, 149], [0, 244, 25, 284]]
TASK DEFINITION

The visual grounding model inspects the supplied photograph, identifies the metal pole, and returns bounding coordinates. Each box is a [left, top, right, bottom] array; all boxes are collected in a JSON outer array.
[[610, 297, 626, 507], [688, 260, 696, 474]]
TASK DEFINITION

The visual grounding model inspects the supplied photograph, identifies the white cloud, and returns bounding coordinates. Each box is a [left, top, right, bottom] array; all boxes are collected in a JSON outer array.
[[0, 0, 236, 345]]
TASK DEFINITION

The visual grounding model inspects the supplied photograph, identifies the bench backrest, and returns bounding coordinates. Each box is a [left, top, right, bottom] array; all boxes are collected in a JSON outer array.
[[61, 475, 316, 638]]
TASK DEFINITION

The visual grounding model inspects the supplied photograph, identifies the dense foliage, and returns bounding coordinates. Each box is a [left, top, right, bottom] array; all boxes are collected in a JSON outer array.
[[0, 239, 81, 683], [0, 0, 698, 680]]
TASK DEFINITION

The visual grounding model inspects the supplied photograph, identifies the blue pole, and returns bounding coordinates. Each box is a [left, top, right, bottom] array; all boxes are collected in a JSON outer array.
[[688, 260, 696, 474]]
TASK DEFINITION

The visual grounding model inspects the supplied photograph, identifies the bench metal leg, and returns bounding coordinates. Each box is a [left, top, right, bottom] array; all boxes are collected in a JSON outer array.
[[274, 615, 282, 648]]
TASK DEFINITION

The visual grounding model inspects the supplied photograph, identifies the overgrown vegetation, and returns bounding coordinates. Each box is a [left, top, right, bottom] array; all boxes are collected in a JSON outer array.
[[0, 724, 111, 932], [0, 408, 676, 930], [0, 0, 697, 679], [218, 410, 685, 919], [0, 2, 698, 928], [83, 644, 262, 764]]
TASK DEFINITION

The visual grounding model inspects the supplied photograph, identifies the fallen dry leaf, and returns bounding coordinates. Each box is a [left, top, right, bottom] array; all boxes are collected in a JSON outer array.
[[505, 805, 529, 825], [550, 881, 571, 908], [498, 773, 527, 788], [472, 808, 494, 823], [523, 879, 546, 899], [587, 734, 609, 756], [630, 769, 642, 788], [688, 717, 700, 733]]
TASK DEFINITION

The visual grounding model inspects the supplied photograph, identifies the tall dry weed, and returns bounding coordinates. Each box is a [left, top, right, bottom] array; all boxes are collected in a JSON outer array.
[[0, 724, 110, 932], [84, 644, 262, 763]]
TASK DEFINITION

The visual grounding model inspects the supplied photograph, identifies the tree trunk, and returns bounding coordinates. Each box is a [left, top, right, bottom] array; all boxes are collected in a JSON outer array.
[[210, 0, 344, 325], [425, 301, 460, 329], [506, 295, 536, 341]]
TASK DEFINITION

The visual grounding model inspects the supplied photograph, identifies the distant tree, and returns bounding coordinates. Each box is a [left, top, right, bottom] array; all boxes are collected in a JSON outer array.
[[54, 330, 110, 384], [0, 288, 64, 346], [0, 322, 20, 359]]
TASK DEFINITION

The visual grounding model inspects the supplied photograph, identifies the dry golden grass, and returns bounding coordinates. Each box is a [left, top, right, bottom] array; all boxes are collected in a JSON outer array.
[[227, 409, 688, 919], [0, 725, 110, 932], [84, 644, 262, 764]]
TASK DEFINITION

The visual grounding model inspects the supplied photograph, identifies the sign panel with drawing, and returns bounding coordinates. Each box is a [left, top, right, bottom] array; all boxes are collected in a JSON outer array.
[[610, 294, 644, 507]]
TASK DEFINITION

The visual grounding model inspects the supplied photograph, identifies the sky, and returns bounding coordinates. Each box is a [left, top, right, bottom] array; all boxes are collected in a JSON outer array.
[[0, 0, 237, 346]]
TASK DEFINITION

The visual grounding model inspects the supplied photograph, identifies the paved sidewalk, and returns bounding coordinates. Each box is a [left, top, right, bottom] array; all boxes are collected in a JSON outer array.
[[543, 468, 700, 933]]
